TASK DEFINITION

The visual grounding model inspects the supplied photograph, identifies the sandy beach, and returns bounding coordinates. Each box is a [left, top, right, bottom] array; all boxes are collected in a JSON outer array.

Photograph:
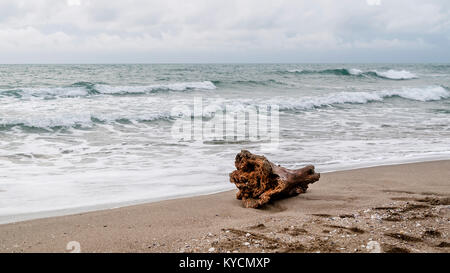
[[0, 160, 449, 253]]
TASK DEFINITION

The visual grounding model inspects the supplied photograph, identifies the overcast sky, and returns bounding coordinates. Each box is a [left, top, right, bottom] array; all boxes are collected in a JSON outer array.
[[0, 0, 449, 63]]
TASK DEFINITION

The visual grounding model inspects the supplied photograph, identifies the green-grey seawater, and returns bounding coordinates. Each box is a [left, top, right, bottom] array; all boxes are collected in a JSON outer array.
[[0, 64, 449, 222]]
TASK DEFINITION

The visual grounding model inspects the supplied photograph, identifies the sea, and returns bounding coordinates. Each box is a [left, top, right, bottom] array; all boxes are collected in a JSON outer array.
[[0, 63, 449, 222]]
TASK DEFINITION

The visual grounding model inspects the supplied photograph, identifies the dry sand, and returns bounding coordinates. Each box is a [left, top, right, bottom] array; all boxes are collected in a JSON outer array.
[[0, 160, 449, 253]]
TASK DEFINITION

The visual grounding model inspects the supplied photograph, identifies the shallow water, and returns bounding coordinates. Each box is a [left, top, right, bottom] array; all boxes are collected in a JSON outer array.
[[0, 64, 449, 217]]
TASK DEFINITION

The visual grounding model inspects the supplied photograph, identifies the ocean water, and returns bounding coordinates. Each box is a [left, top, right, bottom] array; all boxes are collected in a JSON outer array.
[[0, 64, 449, 221]]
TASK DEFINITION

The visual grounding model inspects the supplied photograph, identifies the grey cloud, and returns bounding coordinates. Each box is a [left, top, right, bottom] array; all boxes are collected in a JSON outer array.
[[0, 0, 449, 63]]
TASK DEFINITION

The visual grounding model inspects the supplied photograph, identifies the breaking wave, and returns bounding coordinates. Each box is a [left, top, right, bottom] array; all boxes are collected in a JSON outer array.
[[276, 86, 449, 111], [94, 81, 216, 94], [0, 81, 217, 98], [287, 68, 361, 76], [1, 86, 447, 130], [0, 112, 174, 130], [368, 70, 418, 80], [286, 68, 418, 80], [212, 79, 286, 87]]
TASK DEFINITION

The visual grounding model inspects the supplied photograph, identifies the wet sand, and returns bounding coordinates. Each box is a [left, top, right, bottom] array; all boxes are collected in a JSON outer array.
[[0, 160, 449, 253]]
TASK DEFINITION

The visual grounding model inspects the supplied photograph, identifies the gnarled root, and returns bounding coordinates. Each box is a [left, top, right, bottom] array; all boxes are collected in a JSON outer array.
[[229, 150, 320, 208]]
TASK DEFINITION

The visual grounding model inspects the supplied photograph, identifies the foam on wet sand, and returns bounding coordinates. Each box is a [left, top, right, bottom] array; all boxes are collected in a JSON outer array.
[[0, 160, 448, 253]]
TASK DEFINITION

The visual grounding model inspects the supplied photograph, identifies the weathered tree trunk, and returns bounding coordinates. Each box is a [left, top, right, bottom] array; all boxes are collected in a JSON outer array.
[[229, 150, 320, 208]]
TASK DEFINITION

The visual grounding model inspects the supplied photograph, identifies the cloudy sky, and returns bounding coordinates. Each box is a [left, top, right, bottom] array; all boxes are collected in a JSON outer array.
[[0, 0, 449, 63]]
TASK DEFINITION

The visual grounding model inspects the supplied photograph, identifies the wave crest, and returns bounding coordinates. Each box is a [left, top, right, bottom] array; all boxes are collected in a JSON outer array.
[[278, 86, 449, 110], [1, 86, 447, 130], [0, 81, 217, 98], [286, 68, 417, 80], [94, 81, 216, 94]]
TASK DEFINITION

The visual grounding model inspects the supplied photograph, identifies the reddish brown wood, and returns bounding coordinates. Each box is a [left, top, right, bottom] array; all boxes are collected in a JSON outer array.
[[229, 150, 320, 208]]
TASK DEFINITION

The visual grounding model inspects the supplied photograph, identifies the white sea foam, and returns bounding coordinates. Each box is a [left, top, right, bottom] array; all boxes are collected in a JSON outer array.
[[379, 86, 449, 101], [1, 64, 449, 223], [286, 68, 418, 80], [276, 86, 449, 110], [372, 69, 417, 80], [348, 68, 363, 75], [0, 113, 94, 128], [0, 86, 447, 129], [0, 81, 217, 98], [94, 81, 216, 94], [0, 111, 175, 129], [19, 87, 88, 97]]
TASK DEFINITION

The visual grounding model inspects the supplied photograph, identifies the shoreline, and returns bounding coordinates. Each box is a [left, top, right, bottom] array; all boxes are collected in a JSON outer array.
[[0, 160, 449, 253], [1, 156, 449, 225]]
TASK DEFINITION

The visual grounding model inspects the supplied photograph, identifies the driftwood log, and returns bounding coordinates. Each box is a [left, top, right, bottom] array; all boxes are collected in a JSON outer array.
[[229, 150, 320, 208]]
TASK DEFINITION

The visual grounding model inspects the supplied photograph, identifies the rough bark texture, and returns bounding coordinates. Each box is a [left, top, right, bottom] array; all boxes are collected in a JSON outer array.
[[229, 150, 320, 208]]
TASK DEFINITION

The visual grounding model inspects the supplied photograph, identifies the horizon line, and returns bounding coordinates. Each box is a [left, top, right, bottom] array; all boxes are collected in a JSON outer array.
[[1, 62, 450, 65]]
